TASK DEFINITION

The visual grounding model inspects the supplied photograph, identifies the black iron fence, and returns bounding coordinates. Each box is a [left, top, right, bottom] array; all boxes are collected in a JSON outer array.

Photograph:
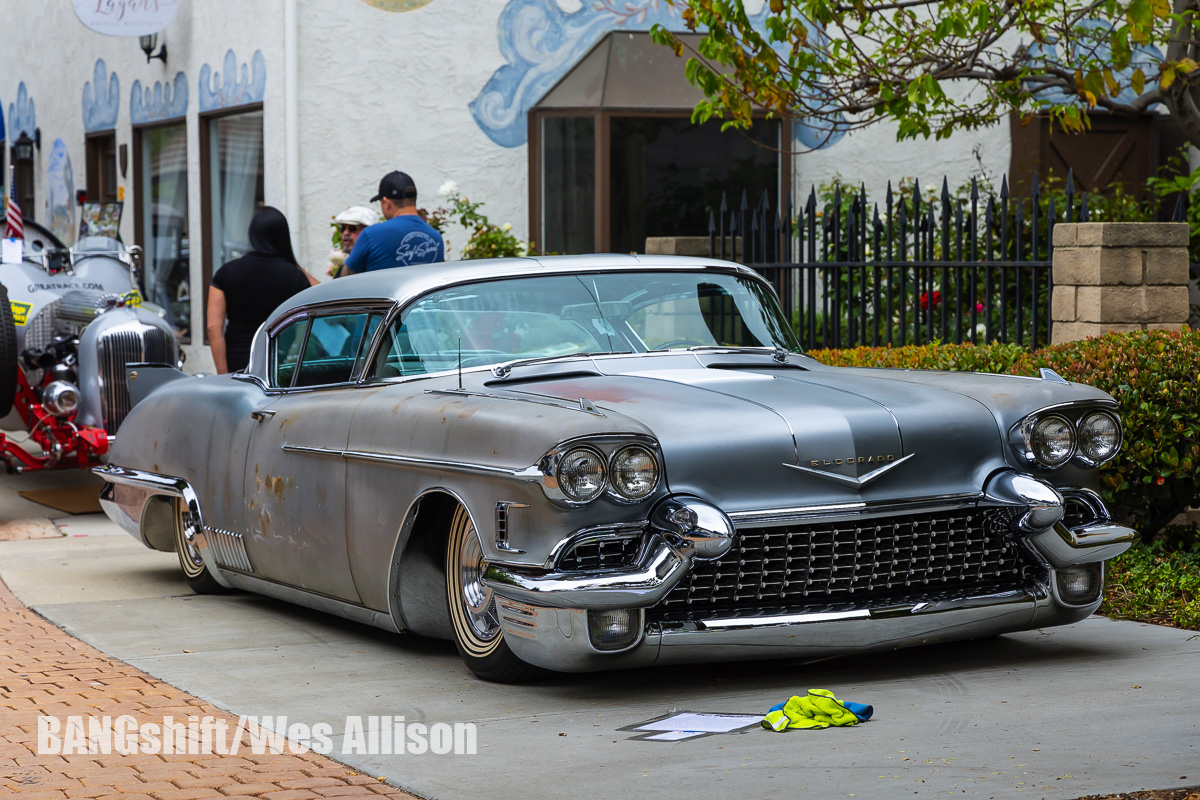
[[708, 171, 1149, 350]]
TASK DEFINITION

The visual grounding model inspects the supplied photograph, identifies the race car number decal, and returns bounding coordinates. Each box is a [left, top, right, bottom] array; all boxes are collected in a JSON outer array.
[[10, 301, 31, 325]]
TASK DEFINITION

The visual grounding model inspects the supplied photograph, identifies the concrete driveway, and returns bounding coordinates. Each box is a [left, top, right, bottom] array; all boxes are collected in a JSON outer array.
[[0, 502, 1196, 800]]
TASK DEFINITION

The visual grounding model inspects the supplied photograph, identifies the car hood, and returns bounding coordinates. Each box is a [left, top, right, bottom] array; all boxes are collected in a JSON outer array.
[[497, 356, 1006, 513]]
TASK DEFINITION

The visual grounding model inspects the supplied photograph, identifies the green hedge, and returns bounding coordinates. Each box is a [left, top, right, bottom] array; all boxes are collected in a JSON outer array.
[[812, 329, 1200, 539], [1102, 542, 1200, 630]]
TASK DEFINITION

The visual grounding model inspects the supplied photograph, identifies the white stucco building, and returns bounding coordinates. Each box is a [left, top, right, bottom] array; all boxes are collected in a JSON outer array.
[[3, 0, 1183, 366]]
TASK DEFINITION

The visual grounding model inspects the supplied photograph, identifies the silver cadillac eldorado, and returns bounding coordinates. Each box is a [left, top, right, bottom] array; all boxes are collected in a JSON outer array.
[[96, 255, 1136, 682]]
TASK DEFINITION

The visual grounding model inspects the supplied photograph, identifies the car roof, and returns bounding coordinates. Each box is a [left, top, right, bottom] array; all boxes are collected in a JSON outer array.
[[245, 254, 759, 379], [288, 254, 756, 311]]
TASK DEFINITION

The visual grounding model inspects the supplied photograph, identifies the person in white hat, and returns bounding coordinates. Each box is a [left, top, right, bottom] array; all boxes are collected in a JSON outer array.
[[331, 205, 381, 278]]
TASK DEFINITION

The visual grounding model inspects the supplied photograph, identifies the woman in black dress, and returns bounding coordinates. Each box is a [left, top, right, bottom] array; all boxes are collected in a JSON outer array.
[[207, 207, 318, 373]]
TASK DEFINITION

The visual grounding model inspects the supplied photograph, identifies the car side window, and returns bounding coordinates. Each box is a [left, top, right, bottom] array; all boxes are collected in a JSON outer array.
[[293, 312, 374, 387], [272, 318, 309, 388], [370, 317, 425, 379]]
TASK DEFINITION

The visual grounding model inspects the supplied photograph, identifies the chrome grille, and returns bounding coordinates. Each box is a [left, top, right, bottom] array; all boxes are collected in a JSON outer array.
[[651, 507, 1038, 622], [558, 536, 643, 571], [96, 325, 176, 431]]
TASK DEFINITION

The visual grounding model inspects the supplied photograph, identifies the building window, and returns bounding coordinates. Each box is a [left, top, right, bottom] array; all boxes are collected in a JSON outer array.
[[135, 122, 190, 341], [201, 107, 264, 334], [541, 117, 595, 254], [86, 132, 119, 204], [529, 32, 787, 255], [608, 116, 779, 255]]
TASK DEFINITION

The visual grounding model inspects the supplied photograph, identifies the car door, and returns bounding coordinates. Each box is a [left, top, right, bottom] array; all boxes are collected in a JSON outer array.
[[237, 309, 383, 602]]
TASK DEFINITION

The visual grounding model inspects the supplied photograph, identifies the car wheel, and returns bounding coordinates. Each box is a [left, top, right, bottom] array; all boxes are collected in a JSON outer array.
[[0, 283, 18, 418], [174, 500, 229, 594], [445, 504, 545, 683]]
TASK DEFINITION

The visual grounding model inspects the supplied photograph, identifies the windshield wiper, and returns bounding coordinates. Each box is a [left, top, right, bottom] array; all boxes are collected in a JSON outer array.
[[660, 345, 796, 363], [490, 351, 631, 379]]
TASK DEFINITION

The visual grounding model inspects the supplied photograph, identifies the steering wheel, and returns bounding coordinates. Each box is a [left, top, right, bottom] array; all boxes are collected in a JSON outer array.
[[652, 339, 708, 351]]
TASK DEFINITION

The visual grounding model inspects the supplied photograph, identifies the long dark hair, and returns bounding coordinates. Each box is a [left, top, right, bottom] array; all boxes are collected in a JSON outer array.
[[248, 206, 299, 266]]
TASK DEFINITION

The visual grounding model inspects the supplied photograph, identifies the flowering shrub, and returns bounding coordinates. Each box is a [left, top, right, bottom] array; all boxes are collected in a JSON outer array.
[[421, 181, 533, 260], [813, 329, 1200, 540]]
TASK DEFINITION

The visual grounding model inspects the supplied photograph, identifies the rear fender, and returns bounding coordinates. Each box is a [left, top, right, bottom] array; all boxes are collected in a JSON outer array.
[[125, 362, 191, 408]]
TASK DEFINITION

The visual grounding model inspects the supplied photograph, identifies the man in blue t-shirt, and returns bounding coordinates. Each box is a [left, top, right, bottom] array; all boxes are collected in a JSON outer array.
[[343, 171, 445, 273]]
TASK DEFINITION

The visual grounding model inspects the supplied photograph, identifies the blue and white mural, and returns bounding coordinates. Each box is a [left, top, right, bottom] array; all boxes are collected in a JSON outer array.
[[46, 139, 76, 246], [83, 59, 121, 132], [471, 0, 845, 150], [131, 72, 188, 125], [199, 50, 266, 112], [8, 82, 36, 140]]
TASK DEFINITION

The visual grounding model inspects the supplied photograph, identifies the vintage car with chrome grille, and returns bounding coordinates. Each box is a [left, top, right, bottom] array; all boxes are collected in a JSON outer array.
[[95, 255, 1135, 682], [1, 222, 178, 472]]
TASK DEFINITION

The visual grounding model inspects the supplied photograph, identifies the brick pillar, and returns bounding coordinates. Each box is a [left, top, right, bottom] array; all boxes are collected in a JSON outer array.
[[1051, 222, 1191, 345]]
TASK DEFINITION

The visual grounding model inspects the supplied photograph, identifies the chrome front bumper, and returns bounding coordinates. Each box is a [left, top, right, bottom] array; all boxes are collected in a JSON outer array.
[[495, 577, 1104, 672], [484, 478, 1137, 672]]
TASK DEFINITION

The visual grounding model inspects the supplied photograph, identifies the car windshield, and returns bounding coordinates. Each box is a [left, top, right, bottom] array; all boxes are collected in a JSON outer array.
[[375, 271, 800, 377]]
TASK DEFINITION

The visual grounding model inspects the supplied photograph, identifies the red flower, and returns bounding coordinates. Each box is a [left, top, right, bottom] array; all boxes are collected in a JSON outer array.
[[1156, 477, 1165, 485], [919, 291, 942, 310]]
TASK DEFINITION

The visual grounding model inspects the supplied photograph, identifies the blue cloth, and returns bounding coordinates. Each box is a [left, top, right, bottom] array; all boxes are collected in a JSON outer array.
[[344, 214, 444, 272]]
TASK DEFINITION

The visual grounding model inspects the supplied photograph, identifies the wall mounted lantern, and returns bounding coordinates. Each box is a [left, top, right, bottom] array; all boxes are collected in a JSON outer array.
[[13, 131, 36, 164], [139, 33, 168, 64]]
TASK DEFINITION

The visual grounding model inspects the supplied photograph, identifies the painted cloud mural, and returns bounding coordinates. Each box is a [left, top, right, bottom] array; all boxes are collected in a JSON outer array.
[[131, 72, 189, 125], [83, 59, 121, 132], [471, 0, 846, 151]]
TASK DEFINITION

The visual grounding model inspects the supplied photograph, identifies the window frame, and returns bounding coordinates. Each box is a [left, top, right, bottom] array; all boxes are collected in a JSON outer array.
[[264, 301, 394, 392], [199, 102, 264, 343], [133, 118, 190, 341], [85, 131, 119, 205]]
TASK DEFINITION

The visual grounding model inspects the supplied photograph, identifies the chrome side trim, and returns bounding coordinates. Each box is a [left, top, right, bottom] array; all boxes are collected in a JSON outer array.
[[281, 443, 527, 477], [219, 571, 401, 634], [204, 526, 253, 573]]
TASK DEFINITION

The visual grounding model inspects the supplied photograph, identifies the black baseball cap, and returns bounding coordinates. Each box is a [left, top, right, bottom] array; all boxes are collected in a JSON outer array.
[[370, 171, 418, 202]]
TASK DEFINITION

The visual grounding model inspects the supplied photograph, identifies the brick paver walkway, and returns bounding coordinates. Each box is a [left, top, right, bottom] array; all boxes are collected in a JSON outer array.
[[0, 575, 418, 800]]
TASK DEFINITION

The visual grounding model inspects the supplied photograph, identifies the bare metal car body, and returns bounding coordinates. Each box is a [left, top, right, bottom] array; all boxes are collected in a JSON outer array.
[[95, 255, 1135, 681]]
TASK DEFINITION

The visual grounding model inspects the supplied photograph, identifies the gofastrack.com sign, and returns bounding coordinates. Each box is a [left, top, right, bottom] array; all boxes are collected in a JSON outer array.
[[73, 0, 179, 37]]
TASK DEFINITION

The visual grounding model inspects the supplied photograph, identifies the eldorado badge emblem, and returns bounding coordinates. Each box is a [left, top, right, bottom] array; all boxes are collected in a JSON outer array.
[[784, 453, 915, 488]]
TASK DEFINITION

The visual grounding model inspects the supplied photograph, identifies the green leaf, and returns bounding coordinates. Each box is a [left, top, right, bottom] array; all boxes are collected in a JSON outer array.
[[1131, 67, 1146, 95]]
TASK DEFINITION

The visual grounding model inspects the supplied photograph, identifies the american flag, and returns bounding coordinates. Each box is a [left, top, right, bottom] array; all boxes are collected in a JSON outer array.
[[5, 167, 23, 240]]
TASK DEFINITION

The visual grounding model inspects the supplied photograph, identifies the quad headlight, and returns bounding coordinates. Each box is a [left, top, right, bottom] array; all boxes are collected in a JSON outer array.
[[1078, 411, 1121, 464], [1029, 415, 1075, 468], [556, 446, 607, 502], [610, 445, 659, 501], [1017, 407, 1123, 469], [544, 439, 663, 505]]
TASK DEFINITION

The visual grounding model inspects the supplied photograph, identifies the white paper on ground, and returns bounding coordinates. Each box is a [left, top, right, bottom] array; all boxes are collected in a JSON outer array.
[[1, 238, 21, 264], [643, 730, 707, 741], [635, 713, 762, 733]]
